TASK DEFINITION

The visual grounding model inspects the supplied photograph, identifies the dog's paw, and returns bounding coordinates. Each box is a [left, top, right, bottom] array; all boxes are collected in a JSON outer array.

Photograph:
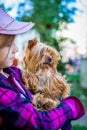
[[32, 93, 58, 110], [32, 93, 43, 110], [43, 99, 60, 110]]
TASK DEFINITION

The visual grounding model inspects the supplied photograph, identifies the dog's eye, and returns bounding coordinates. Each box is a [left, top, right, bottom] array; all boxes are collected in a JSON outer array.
[[47, 57, 52, 62]]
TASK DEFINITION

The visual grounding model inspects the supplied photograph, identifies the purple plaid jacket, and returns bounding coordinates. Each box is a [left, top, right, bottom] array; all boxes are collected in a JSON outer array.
[[0, 66, 85, 130]]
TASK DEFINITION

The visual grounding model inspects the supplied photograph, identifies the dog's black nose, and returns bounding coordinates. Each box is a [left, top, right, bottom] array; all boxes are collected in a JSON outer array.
[[47, 57, 52, 62]]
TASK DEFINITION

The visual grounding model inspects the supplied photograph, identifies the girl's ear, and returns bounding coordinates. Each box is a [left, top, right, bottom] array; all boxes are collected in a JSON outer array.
[[28, 37, 38, 49]]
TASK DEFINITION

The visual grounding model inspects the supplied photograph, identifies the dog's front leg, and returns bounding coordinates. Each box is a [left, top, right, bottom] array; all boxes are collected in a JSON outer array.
[[22, 71, 39, 92], [27, 71, 40, 92]]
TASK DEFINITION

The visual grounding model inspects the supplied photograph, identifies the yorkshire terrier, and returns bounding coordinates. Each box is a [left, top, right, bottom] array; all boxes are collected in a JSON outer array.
[[22, 37, 70, 111]]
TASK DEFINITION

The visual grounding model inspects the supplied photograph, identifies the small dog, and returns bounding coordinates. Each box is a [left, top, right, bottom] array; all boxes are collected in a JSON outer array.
[[22, 37, 70, 111]]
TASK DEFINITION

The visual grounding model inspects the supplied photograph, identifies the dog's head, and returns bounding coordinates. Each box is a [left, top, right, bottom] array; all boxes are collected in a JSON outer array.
[[24, 37, 60, 72]]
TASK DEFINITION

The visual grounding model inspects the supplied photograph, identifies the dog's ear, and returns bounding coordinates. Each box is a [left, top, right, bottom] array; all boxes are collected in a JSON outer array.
[[28, 37, 38, 49]]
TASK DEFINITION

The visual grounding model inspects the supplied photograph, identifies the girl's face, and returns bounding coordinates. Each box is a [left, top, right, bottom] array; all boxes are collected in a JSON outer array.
[[0, 40, 18, 68]]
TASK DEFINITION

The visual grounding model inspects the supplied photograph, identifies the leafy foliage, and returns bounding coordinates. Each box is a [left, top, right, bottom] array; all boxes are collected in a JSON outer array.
[[22, 0, 77, 42]]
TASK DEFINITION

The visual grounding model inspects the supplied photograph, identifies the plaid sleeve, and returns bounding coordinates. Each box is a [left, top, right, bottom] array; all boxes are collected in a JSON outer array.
[[0, 86, 74, 130]]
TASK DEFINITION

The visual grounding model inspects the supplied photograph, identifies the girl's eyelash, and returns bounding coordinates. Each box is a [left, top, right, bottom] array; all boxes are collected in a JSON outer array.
[[7, 43, 12, 47], [7, 45, 11, 47]]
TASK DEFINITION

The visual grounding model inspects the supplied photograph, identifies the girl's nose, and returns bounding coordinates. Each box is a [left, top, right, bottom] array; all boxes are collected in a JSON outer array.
[[15, 45, 19, 52], [13, 44, 19, 53]]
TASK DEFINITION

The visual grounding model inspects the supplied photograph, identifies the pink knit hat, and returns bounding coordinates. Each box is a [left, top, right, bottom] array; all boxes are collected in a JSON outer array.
[[0, 8, 35, 35]]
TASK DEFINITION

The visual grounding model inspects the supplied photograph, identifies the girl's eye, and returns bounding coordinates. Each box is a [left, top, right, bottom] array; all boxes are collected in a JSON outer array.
[[6, 43, 12, 47]]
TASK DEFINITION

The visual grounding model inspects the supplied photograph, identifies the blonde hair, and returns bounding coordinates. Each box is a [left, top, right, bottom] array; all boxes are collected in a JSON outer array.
[[0, 34, 15, 48]]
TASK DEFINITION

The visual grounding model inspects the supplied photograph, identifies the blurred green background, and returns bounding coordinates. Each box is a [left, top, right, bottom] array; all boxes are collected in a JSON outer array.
[[0, 0, 87, 129]]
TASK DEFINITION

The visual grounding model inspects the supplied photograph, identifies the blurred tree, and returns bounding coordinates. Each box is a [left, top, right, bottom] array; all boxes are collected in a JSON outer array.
[[0, 0, 77, 73], [22, 0, 77, 42], [22, 0, 77, 73]]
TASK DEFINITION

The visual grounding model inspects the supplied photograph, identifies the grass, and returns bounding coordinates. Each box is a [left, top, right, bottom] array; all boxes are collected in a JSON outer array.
[[72, 125, 87, 130]]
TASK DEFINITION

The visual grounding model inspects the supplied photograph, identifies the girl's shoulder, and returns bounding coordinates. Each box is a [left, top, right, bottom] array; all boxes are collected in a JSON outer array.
[[3, 66, 23, 79], [9, 66, 22, 72], [8, 66, 22, 75]]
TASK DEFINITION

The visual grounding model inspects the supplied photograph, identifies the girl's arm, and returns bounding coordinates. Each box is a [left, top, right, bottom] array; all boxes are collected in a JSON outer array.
[[0, 87, 85, 130]]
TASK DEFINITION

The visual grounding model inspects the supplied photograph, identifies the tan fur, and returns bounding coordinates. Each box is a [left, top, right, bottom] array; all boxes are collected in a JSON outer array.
[[22, 37, 71, 111]]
